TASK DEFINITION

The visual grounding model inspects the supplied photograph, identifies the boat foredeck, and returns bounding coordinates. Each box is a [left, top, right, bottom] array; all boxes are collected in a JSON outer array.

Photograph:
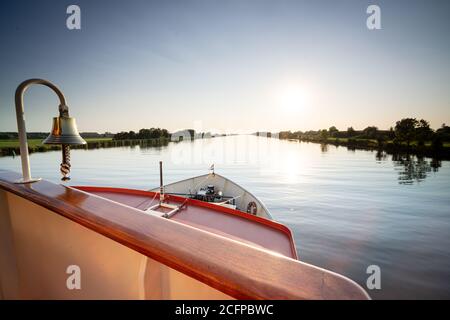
[[74, 186, 298, 259]]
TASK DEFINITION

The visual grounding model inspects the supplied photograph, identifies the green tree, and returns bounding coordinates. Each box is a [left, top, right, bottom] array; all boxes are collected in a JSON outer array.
[[436, 124, 450, 142], [347, 127, 356, 137], [138, 128, 151, 139], [161, 129, 170, 138], [278, 131, 291, 139], [395, 118, 419, 147], [362, 126, 379, 139], [320, 129, 329, 141], [416, 119, 433, 146], [328, 126, 339, 137]]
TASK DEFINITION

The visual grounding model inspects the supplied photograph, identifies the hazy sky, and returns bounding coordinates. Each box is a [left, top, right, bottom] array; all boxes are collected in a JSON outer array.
[[1, 0, 449, 133]]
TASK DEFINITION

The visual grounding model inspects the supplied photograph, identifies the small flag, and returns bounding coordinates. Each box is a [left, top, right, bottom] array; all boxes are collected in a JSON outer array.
[[209, 164, 214, 172]]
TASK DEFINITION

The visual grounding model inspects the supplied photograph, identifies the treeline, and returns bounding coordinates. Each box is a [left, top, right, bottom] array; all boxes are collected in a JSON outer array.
[[278, 118, 450, 152], [113, 128, 170, 140], [0, 132, 49, 140], [113, 128, 217, 141]]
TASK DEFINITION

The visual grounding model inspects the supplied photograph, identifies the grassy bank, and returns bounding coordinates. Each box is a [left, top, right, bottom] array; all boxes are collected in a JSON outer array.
[[0, 138, 112, 148], [0, 137, 170, 157]]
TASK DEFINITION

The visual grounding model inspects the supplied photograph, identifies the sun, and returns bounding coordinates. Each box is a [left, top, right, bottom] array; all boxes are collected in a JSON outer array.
[[277, 85, 308, 113]]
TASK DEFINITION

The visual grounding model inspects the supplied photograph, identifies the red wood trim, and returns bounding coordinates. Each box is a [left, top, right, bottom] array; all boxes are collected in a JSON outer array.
[[0, 170, 369, 300], [74, 186, 299, 259]]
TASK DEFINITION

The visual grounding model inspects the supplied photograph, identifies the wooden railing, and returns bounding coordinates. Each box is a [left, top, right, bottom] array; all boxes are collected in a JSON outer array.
[[0, 170, 370, 300]]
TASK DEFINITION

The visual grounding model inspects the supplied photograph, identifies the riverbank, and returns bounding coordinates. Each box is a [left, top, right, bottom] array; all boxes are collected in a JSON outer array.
[[282, 137, 450, 159], [0, 137, 170, 157]]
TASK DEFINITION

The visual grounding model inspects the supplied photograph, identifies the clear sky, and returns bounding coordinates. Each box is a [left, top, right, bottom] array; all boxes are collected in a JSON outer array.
[[0, 0, 449, 133]]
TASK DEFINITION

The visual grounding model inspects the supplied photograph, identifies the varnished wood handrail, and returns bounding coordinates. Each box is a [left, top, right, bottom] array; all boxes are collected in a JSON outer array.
[[0, 170, 370, 300]]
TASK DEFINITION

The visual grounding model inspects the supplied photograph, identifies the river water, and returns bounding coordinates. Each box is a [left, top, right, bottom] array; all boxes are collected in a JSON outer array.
[[1, 135, 449, 299]]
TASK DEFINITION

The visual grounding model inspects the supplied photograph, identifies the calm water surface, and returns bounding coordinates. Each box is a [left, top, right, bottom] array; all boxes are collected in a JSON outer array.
[[1, 135, 449, 299]]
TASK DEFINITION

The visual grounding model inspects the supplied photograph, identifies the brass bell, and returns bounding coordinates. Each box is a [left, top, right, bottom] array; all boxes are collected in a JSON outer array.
[[43, 116, 86, 181], [43, 117, 86, 145]]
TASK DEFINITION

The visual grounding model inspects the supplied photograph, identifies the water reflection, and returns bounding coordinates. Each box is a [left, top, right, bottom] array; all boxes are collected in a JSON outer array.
[[392, 154, 442, 185], [321, 144, 442, 185], [320, 143, 328, 153], [310, 142, 443, 185], [375, 150, 388, 162]]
